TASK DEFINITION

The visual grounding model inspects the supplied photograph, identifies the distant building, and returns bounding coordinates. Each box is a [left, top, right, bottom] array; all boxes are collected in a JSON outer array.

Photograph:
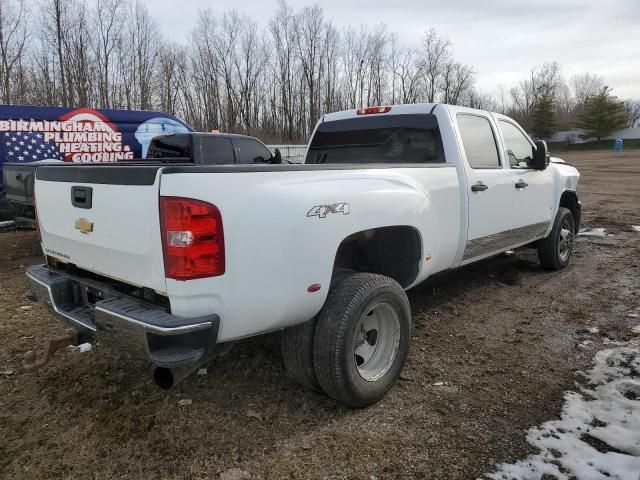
[[550, 127, 640, 143]]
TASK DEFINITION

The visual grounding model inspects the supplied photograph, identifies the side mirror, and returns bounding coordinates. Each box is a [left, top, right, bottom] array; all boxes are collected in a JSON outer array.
[[273, 148, 282, 164], [532, 140, 549, 170]]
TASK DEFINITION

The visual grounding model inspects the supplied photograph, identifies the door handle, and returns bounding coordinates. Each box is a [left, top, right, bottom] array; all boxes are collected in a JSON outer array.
[[471, 182, 488, 192], [515, 180, 528, 189]]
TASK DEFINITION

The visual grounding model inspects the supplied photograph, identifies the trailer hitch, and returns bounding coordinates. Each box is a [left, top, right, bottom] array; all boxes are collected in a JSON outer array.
[[22, 331, 79, 372]]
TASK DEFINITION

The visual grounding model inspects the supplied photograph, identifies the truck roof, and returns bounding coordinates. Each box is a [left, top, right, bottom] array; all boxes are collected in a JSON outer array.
[[320, 103, 499, 123], [156, 132, 261, 141]]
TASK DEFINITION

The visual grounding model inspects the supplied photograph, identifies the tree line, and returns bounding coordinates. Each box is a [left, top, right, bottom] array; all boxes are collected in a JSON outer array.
[[1, 0, 638, 143], [505, 63, 637, 142]]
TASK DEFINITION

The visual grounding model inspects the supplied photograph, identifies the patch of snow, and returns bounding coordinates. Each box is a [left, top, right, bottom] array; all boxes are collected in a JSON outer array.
[[588, 327, 600, 334], [631, 225, 640, 232], [504, 250, 515, 255], [577, 227, 609, 238], [628, 313, 639, 319], [0, 220, 15, 229], [70, 343, 92, 353], [432, 381, 449, 387], [487, 342, 640, 480], [632, 325, 640, 335]]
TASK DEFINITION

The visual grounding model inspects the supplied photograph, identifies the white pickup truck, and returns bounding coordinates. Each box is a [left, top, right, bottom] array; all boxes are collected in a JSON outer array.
[[27, 103, 580, 407]]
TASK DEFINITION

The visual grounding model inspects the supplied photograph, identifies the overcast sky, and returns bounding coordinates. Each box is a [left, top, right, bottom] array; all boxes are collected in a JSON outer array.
[[141, 0, 640, 100]]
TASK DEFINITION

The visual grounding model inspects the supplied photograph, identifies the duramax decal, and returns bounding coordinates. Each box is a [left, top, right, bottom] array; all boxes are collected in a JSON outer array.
[[44, 248, 71, 260], [307, 203, 350, 219]]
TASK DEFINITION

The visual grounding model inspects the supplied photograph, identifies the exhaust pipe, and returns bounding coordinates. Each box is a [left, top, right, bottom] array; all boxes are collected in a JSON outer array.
[[153, 366, 178, 390], [152, 342, 234, 390], [153, 363, 200, 390]]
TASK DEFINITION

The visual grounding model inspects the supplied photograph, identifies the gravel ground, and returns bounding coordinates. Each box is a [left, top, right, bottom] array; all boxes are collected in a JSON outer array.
[[0, 150, 639, 479]]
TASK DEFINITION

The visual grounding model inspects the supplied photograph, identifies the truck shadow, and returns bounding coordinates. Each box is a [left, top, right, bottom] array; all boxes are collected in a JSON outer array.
[[39, 247, 544, 410], [408, 248, 542, 307]]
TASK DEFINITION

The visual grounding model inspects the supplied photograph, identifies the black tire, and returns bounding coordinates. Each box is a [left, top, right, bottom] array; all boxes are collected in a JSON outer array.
[[313, 273, 411, 408], [538, 207, 576, 270], [281, 317, 321, 391], [280, 268, 356, 392]]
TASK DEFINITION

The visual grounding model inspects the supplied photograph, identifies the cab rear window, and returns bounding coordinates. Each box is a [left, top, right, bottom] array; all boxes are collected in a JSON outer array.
[[306, 114, 444, 164]]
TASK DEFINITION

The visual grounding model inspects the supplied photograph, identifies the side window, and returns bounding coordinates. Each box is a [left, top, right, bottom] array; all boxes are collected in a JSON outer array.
[[197, 136, 235, 164], [236, 138, 273, 164], [498, 120, 534, 168], [146, 135, 190, 159], [457, 114, 501, 169]]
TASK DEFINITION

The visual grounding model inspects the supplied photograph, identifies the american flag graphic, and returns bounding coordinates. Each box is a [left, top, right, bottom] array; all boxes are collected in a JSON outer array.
[[3, 122, 64, 162]]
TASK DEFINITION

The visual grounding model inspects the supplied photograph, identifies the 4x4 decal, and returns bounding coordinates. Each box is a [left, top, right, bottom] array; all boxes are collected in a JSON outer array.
[[307, 203, 350, 219]]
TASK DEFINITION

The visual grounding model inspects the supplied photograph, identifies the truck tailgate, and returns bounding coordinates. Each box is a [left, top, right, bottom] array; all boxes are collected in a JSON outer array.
[[35, 165, 166, 292]]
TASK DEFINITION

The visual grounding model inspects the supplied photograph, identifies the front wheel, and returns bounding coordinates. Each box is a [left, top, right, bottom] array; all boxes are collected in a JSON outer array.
[[538, 207, 576, 270], [313, 273, 411, 408]]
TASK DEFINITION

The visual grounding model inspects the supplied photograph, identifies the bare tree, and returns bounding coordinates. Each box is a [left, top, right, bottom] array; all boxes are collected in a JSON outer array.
[[419, 28, 450, 102], [126, 0, 159, 110], [64, 1, 93, 106], [93, 0, 125, 108], [391, 45, 422, 104], [40, 0, 74, 105], [341, 26, 369, 109], [269, 1, 299, 140], [157, 43, 183, 114], [464, 88, 498, 111], [571, 73, 605, 107], [625, 100, 640, 128], [440, 61, 474, 105], [294, 5, 329, 134], [19, 1, 633, 143], [0, 0, 28, 103]]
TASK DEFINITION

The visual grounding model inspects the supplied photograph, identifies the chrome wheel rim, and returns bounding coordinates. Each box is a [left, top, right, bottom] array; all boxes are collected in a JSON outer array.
[[353, 302, 401, 382], [558, 217, 574, 262]]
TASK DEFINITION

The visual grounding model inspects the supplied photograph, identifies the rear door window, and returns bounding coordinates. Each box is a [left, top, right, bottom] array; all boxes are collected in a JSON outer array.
[[196, 136, 235, 164], [457, 114, 501, 169], [146, 135, 190, 159], [236, 138, 273, 164], [306, 114, 445, 164]]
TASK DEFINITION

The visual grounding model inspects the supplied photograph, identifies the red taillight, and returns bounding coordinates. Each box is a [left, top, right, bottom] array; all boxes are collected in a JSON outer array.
[[356, 106, 392, 115], [159, 196, 225, 280]]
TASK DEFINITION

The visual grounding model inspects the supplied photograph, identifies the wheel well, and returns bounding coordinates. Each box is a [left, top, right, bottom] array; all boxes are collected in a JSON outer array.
[[333, 226, 422, 288], [560, 191, 581, 233]]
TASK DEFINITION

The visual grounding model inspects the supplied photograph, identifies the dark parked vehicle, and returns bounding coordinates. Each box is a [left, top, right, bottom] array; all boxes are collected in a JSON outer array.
[[1, 105, 192, 226], [146, 132, 282, 164], [2, 131, 280, 227]]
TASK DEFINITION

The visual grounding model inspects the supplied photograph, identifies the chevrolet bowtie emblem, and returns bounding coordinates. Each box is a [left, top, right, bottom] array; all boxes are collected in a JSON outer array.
[[75, 218, 93, 234]]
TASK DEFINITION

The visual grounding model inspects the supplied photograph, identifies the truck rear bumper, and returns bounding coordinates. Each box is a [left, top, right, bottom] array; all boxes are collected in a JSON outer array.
[[26, 264, 219, 368]]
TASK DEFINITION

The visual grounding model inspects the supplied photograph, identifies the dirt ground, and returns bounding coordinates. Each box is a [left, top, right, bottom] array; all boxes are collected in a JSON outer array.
[[1, 150, 639, 480]]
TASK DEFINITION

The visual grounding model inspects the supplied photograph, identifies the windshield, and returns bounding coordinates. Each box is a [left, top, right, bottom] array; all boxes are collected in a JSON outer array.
[[306, 114, 445, 164]]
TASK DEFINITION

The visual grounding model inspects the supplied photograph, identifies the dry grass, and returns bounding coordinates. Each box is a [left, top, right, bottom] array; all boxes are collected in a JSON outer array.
[[1, 151, 639, 479]]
